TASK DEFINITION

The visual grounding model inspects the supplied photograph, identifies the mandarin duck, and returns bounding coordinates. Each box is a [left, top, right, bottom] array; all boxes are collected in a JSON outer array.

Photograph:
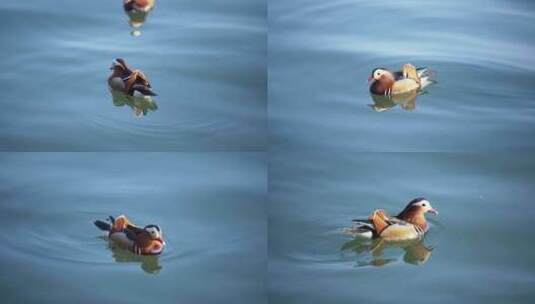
[[351, 197, 438, 241], [124, 0, 155, 13], [94, 215, 166, 255], [123, 0, 155, 36], [108, 58, 157, 96], [368, 63, 435, 96]]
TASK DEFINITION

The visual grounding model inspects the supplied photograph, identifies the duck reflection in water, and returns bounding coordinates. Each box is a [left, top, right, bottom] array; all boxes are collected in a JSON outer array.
[[110, 89, 158, 117], [123, 0, 156, 36], [341, 235, 433, 267], [369, 90, 421, 112], [102, 237, 163, 274]]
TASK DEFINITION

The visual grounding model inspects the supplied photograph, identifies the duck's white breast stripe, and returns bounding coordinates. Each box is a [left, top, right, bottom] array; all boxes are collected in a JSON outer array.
[[414, 225, 425, 236], [133, 244, 141, 255]]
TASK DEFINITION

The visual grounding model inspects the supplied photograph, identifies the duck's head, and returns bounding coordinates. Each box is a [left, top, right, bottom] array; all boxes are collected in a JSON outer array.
[[143, 224, 165, 255], [398, 197, 438, 219], [133, 0, 153, 12], [144, 224, 166, 245], [110, 58, 128, 71], [368, 68, 393, 83]]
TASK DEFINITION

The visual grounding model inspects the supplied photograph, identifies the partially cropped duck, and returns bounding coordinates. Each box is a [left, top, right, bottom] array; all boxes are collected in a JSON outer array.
[[369, 63, 435, 96], [94, 215, 166, 255], [123, 0, 155, 36], [351, 197, 438, 241], [108, 58, 157, 96], [124, 0, 155, 13]]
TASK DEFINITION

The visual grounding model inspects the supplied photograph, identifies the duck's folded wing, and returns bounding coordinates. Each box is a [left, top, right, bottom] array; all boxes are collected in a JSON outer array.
[[126, 224, 153, 247], [352, 218, 375, 227], [132, 84, 157, 96], [392, 70, 404, 80], [353, 214, 396, 225], [126, 224, 144, 233], [124, 227, 139, 242]]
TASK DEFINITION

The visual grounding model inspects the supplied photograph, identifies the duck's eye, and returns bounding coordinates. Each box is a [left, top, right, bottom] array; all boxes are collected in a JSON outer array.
[[422, 203, 426, 207]]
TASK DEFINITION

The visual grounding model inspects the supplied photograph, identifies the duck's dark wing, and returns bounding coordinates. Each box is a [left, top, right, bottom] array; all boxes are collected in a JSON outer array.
[[392, 71, 404, 80], [126, 224, 145, 233], [131, 84, 157, 96], [351, 219, 375, 231], [126, 225, 154, 247], [94, 220, 111, 231], [352, 217, 395, 226], [123, 0, 135, 12], [124, 227, 140, 242], [352, 218, 372, 224], [124, 224, 147, 241]]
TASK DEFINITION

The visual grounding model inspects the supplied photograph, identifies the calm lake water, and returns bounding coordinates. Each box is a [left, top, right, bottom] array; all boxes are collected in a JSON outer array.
[[0, 153, 266, 303], [269, 0, 535, 151], [0, 0, 266, 151], [268, 152, 535, 303]]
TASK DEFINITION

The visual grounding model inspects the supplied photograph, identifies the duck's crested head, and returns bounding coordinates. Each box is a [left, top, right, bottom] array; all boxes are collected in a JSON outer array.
[[400, 197, 438, 217], [369, 68, 392, 82], [110, 58, 128, 71], [133, 0, 154, 11], [144, 224, 165, 244]]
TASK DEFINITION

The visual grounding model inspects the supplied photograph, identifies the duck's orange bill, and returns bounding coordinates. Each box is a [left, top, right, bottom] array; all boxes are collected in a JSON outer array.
[[156, 238, 166, 246], [428, 208, 439, 215]]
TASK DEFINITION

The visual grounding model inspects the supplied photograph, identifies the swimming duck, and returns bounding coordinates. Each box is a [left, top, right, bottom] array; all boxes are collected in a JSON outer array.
[[123, 0, 155, 35], [368, 63, 435, 95], [351, 197, 438, 241], [94, 215, 166, 255], [108, 58, 157, 96], [124, 0, 155, 13]]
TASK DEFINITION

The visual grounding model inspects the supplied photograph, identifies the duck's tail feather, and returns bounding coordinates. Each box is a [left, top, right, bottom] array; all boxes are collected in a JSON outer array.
[[417, 68, 436, 90], [344, 227, 374, 239], [352, 219, 374, 228], [420, 77, 437, 90], [94, 220, 111, 231], [347, 219, 375, 239], [416, 67, 430, 77]]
